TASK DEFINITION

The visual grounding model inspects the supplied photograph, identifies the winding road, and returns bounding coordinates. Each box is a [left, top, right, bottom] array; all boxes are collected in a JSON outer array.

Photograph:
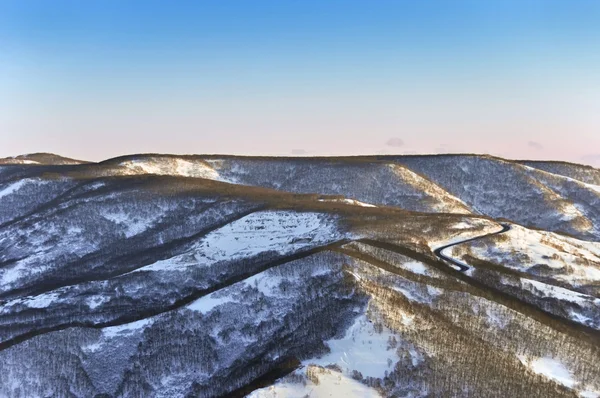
[[433, 223, 511, 272]]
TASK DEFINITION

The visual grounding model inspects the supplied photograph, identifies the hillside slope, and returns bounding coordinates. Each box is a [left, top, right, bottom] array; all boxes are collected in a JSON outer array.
[[0, 154, 599, 397], [0, 153, 89, 165], [99, 155, 473, 214], [520, 161, 600, 186], [393, 155, 600, 240]]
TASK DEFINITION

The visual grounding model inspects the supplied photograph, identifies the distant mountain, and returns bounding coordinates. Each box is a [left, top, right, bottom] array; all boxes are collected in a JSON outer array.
[[0, 152, 89, 165], [0, 153, 599, 397]]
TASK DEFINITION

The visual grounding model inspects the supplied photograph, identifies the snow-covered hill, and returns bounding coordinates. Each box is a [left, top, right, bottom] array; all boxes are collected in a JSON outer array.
[[0, 153, 599, 398], [99, 153, 600, 240], [394, 155, 600, 240], [0, 153, 88, 165], [99, 155, 473, 214]]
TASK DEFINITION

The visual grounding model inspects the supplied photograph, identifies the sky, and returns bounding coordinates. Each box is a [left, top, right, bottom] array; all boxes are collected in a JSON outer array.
[[1, 0, 600, 166]]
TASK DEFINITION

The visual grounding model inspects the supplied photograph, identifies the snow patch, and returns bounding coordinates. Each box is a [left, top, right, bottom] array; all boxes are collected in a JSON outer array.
[[4, 159, 40, 164], [452, 222, 474, 230], [87, 296, 110, 309], [580, 389, 600, 398], [0, 266, 23, 286], [560, 202, 584, 222], [485, 306, 509, 329], [518, 356, 575, 389], [102, 318, 153, 338], [403, 261, 428, 275], [522, 279, 594, 306], [129, 211, 341, 275], [310, 315, 398, 378], [194, 211, 340, 264], [83, 342, 104, 353], [101, 209, 158, 238], [18, 292, 61, 309], [119, 158, 233, 182], [249, 367, 381, 397], [0, 179, 29, 199], [245, 273, 289, 296], [187, 293, 233, 314], [318, 198, 377, 207], [569, 311, 594, 326]]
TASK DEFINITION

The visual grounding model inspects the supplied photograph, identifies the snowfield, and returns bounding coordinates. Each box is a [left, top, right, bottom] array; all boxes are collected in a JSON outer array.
[[528, 357, 575, 389], [128, 211, 342, 275], [310, 314, 400, 378], [195, 211, 341, 262]]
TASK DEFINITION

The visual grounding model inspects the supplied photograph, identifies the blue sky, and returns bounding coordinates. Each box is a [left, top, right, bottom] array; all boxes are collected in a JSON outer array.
[[1, 1, 600, 165]]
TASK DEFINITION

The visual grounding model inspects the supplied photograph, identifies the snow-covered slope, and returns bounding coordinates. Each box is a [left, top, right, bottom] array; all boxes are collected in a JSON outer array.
[[1, 153, 599, 398], [202, 157, 473, 213], [520, 160, 600, 186], [101, 155, 472, 214], [394, 155, 600, 240], [115, 156, 234, 182], [7, 152, 600, 240], [444, 223, 600, 330], [97, 154, 600, 240], [449, 224, 600, 295]]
